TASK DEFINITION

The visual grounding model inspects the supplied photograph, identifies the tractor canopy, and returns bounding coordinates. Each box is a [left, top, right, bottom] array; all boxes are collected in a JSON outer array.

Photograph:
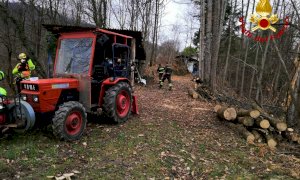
[[53, 28, 133, 78]]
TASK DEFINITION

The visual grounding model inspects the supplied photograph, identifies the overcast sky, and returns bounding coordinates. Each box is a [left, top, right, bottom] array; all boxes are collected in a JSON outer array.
[[160, 0, 199, 51]]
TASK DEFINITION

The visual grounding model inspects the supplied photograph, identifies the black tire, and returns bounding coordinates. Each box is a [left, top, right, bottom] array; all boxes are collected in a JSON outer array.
[[103, 82, 132, 123], [52, 101, 87, 141]]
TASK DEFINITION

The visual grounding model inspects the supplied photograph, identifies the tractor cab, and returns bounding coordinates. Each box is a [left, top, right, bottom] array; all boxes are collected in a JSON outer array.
[[17, 26, 142, 141], [53, 29, 132, 107]]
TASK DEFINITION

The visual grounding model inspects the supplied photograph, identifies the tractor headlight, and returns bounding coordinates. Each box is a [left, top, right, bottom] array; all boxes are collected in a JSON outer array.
[[21, 94, 27, 101], [32, 95, 39, 102]]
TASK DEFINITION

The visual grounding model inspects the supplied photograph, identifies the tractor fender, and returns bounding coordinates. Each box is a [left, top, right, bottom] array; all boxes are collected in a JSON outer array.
[[98, 78, 131, 107], [7, 100, 36, 131]]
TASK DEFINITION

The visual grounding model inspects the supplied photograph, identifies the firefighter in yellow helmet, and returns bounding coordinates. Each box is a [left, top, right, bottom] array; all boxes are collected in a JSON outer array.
[[159, 63, 173, 90], [12, 53, 35, 93], [0, 71, 7, 97]]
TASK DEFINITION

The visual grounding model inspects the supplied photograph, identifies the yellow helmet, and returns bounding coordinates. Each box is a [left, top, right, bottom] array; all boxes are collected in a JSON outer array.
[[18, 53, 27, 60], [0, 71, 4, 81]]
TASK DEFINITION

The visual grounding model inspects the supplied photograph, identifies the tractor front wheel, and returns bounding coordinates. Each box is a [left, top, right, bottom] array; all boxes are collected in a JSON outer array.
[[103, 82, 132, 123], [52, 101, 87, 141]]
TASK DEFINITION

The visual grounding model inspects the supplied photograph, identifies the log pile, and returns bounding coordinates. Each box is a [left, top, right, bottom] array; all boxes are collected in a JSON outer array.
[[214, 104, 300, 149]]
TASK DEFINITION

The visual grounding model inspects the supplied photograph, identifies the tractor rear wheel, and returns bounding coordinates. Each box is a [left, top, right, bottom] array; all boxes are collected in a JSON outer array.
[[52, 101, 87, 141], [103, 82, 132, 123]]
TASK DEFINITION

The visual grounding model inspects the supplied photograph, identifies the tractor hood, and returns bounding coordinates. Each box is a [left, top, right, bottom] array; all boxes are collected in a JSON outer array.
[[21, 78, 79, 92]]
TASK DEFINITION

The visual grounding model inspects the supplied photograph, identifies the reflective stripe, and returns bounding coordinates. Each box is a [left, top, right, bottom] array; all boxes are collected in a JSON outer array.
[[0, 87, 7, 96]]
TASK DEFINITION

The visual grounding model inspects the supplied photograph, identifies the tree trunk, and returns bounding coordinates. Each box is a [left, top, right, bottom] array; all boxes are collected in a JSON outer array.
[[240, 0, 251, 96], [188, 88, 199, 99], [237, 116, 254, 127], [217, 107, 237, 121], [252, 130, 263, 143], [228, 123, 255, 144], [265, 134, 277, 149], [223, 0, 237, 84], [237, 109, 260, 118], [255, 117, 270, 129], [205, 0, 212, 82], [149, 0, 159, 67], [210, 0, 226, 92], [199, 0, 206, 80], [249, 42, 260, 98], [256, 34, 271, 103]]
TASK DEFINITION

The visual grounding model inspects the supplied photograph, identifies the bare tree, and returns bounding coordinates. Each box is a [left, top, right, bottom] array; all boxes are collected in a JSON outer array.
[[86, 0, 107, 28]]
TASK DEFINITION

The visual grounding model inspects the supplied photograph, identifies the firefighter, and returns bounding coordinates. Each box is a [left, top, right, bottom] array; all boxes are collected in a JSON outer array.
[[157, 64, 165, 81], [0, 71, 7, 96], [159, 63, 173, 90], [12, 53, 35, 93]]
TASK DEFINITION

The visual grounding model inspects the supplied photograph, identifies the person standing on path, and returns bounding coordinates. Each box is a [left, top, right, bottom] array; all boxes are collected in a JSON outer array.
[[157, 64, 165, 81], [159, 63, 173, 90]]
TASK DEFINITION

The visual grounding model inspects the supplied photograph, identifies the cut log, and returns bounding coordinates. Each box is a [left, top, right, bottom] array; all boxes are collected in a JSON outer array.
[[255, 117, 270, 129], [264, 134, 277, 149], [251, 130, 263, 143], [237, 109, 260, 118], [250, 110, 260, 119], [227, 123, 255, 144], [237, 109, 250, 116], [237, 116, 254, 127], [188, 88, 199, 99], [217, 107, 237, 121], [264, 117, 287, 132], [283, 131, 300, 142], [252, 103, 287, 131], [214, 104, 222, 113]]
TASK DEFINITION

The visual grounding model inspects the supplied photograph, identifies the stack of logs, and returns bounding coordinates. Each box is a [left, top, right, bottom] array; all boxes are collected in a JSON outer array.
[[214, 104, 300, 149]]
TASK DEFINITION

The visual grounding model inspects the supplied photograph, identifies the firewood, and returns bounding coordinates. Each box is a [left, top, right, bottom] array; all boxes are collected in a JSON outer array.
[[228, 123, 255, 144], [237, 116, 254, 127], [269, 119, 287, 132], [283, 131, 300, 143], [214, 105, 222, 113], [188, 88, 199, 99], [265, 134, 277, 149], [255, 117, 270, 129], [250, 110, 260, 119], [252, 103, 287, 132], [217, 107, 237, 121], [251, 130, 263, 143], [237, 109, 260, 118]]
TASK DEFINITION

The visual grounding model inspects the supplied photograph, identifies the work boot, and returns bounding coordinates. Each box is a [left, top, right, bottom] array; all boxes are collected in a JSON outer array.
[[159, 81, 163, 89], [168, 83, 173, 91]]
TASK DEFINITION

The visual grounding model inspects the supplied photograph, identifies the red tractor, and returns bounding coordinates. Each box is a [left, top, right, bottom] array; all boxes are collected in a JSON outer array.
[[1, 26, 143, 141]]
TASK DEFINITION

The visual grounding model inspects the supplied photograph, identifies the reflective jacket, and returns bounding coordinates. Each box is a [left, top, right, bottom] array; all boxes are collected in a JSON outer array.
[[164, 65, 173, 75], [12, 59, 35, 78], [0, 71, 7, 96], [0, 87, 7, 96], [157, 67, 165, 74]]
